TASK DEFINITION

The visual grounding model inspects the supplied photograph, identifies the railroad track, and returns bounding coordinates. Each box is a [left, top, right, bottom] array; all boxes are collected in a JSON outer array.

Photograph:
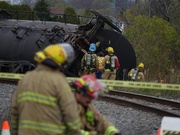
[[1, 79, 180, 117], [0, 79, 18, 84], [100, 90, 180, 117]]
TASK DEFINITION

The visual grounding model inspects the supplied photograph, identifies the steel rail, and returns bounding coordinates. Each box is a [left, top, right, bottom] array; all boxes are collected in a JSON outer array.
[[1, 79, 180, 117], [108, 90, 180, 108], [0, 79, 18, 85], [100, 96, 180, 117]]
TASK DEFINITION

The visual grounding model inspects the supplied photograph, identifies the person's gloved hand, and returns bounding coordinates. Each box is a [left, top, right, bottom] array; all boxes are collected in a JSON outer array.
[[115, 133, 123, 135]]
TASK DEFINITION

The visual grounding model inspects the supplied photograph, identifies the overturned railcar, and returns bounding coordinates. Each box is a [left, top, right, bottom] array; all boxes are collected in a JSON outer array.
[[0, 10, 136, 80]]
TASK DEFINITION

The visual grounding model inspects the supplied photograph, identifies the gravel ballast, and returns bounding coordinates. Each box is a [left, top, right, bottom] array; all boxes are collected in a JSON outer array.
[[93, 100, 162, 135], [0, 83, 163, 135]]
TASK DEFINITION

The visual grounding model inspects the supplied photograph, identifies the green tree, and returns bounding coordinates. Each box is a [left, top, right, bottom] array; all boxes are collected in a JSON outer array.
[[170, 5, 180, 68], [131, 0, 180, 22], [0, 1, 11, 9], [0, 2, 34, 20], [0, 1, 12, 18], [124, 15, 178, 79], [170, 4, 180, 34], [84, 9, 93, 16], [63, 6, 79, 24], [33, 0, 50, 20], [149, 0, 180, 22], [75, 9, 93, 24], [124, 0, 148, 18], [11, 4, 33, 20]]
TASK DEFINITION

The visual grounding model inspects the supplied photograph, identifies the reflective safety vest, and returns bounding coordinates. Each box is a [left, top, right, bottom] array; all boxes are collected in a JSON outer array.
[[97, 56, 105, 70]]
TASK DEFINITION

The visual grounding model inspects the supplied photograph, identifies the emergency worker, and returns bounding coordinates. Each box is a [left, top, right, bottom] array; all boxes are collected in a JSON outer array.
[[70, 75, 123, 135], [81, 43, 98, 76], [128, 63, 145, 81], [96, 51, 105, 79], [102, 47, 120, 80], [10, 43, 81, 135]]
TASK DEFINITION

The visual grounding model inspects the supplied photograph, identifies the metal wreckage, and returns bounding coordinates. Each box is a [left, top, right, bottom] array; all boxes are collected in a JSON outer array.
[[0, 10, 136, 80]]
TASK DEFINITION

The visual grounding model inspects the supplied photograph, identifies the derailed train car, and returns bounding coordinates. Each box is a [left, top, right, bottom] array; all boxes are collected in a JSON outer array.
[[0, 10, 136, 80]]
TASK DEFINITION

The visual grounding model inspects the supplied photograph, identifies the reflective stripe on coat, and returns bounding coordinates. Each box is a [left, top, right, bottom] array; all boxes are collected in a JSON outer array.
[[78, 103, 119, 135], [11, 64, 81, 135], [97, 56, 105, 70]]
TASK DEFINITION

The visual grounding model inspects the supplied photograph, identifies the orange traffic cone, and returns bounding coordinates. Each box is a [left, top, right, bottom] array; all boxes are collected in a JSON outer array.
[[1, 120, 11, 135], [157, 128, 161, 135]]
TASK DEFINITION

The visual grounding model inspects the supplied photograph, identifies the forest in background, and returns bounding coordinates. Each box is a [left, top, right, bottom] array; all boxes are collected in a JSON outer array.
[[0, 0, 179, 83]]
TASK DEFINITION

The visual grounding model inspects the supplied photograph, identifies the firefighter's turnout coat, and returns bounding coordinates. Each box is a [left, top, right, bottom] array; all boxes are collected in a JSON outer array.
[[78, 103, 119, 135], [11, 64, 81, 135], [128, 68, 145, 81], [80, 52, 98, 76], [102, 54, 120, 80]]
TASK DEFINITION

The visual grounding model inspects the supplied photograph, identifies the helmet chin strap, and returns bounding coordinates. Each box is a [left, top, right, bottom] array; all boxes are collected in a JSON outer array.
[[42, 58, 59, 69]]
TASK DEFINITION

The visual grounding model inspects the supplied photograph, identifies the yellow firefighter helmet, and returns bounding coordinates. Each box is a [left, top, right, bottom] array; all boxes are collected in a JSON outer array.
[[34, 51, 46, 63], [138, 63, 144, 69], [107, 47, 114, 53], [34, 43, 74, 66]]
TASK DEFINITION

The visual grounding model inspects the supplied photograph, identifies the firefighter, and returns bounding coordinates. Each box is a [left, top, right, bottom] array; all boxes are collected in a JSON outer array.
[[102, 47, 120, 80], [81, 43, 98, 76], [70, 74, 123, 135], [96, 51, 105, 79], [10, 43, 81, 135], [128, 63, 145, 81]]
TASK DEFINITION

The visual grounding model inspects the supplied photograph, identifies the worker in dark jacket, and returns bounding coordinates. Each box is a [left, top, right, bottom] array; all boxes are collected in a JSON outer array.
[[70, 74, 123, 135], [10, 43, 81, 135]]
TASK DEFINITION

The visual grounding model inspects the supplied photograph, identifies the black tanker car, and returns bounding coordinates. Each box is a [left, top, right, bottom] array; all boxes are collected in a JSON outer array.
[[0, 10, 136, 80]]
